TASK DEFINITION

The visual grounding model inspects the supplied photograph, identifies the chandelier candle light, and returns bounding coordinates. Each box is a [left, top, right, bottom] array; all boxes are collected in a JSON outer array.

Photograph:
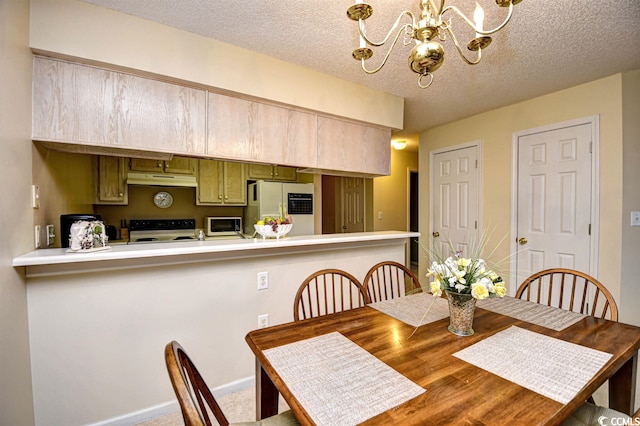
[[347, 0, 523, 88]]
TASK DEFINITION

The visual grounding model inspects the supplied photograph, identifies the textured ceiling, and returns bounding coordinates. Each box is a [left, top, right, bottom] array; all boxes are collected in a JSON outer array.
[[81, 0, 640, 138]]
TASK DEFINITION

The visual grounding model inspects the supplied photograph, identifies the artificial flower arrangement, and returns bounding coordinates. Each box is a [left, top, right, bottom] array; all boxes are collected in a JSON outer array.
[[427, 252, 506, 300], [409, 231, 508, 337]]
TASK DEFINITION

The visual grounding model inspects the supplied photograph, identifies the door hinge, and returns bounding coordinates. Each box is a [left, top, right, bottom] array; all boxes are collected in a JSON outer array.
[[475, 220, 478, 229], [588, 224, 591, 235], [475, 160, 478, 168], [589, 142, 593, 154]]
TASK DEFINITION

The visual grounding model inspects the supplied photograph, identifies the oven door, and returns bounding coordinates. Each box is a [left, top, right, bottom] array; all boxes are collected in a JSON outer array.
[[206, 217, 242, 237]]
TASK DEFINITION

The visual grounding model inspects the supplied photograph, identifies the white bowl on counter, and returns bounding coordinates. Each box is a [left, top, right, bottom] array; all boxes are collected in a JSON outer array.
[[254, 223, 293, 240]]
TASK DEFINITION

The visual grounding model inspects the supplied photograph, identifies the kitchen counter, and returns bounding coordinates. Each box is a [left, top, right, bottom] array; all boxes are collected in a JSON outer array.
[[13, 231, 419, 277]]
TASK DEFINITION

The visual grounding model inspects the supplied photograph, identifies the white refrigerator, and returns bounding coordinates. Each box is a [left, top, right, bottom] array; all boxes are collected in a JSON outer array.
[[244, 180, 314, 236]]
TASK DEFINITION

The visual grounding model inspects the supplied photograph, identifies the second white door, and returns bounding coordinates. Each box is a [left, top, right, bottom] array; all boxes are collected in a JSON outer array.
[[515, 122, 593, 286]]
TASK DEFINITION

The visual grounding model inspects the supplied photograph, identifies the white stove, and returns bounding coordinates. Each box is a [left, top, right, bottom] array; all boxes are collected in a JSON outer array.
[[128, 219, 197, 243]]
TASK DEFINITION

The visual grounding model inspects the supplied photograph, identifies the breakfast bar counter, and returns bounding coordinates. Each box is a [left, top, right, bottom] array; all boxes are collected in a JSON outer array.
[[13, 231, 419, 277], [21, 230, 417, 425]]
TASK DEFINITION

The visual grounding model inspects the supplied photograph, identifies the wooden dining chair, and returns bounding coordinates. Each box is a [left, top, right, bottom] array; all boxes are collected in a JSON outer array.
[[515, 268, 618, 321], [164, 341, 299, 426], [293, 269, 370, 321], [363, 261, 423, 303]]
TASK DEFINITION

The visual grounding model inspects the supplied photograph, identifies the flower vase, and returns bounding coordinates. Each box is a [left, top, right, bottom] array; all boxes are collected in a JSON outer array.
[[445, 290, 476, 336]]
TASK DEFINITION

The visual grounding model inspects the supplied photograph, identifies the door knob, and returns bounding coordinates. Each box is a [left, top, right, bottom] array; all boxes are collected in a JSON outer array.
[[518, 237, 528, 245], [432, 232, 440, 238]]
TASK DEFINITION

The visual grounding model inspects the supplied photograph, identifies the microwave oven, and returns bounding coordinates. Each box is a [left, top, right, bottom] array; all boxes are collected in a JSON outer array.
[[206, 216, 243, 237]]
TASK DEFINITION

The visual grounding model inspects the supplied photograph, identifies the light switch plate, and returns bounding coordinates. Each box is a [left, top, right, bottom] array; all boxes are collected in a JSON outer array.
[[631, 211, 640, 227]]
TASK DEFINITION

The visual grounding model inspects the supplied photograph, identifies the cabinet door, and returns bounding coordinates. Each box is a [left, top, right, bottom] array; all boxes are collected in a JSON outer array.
[[273, 165, 297, 181], [247, 164, 274, 180], [165, 156, 196, 175], [247, 164, 297, 181], [96, 156, 128, 204], [129, 158, 164, 173], [33, 57, 206, 155], [207, 92, 317, 167], [223, 162, 247, 205], [207, 93, 253, 159], [317, 117, 391, 175], [196, 159, 223, 205]]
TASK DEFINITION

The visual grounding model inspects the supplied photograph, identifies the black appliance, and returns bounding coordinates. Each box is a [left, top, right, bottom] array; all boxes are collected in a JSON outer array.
[[128, 219, 197, 243], [60, 214, 102, 248]]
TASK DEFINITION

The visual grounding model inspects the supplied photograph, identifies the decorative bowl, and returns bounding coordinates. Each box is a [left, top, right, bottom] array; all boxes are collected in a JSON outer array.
[[254, 223, 293, 240]]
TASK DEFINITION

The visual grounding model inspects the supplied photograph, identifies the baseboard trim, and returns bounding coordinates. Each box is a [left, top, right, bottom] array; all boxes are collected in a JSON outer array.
[[86, 376, 255, 426]]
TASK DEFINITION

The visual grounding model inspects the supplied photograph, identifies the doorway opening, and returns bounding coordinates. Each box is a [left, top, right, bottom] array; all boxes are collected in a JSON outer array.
[[409, 170, 419, 274]]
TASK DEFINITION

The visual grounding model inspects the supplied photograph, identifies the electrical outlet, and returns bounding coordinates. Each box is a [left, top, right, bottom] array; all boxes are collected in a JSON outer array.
[[34, 225, 41, 248], [631, 211, 640, 227], [378, 211, 383, 220], [46, 225, 55, 247], [257, 271, 269, 290], [31, 185, 40, 208], [258, 314, 269, 329]]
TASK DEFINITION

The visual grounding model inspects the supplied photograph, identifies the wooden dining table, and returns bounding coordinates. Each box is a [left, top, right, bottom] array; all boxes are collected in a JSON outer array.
[[245, 296, 640, 425]]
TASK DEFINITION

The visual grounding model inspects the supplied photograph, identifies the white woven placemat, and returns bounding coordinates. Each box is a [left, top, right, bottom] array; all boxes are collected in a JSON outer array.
[[453, 326, 612, 404], [476, 296, 586, 331], [263, 332, 425, 426], [368, 292, 450, 327]]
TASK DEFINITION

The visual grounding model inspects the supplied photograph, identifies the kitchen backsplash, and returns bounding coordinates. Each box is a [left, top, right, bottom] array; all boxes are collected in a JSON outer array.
[[94, 186, 244, 235]]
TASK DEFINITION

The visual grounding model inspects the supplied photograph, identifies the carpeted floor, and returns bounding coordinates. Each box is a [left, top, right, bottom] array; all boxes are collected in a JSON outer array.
[[137, 383, 609, 425], [137, 386, 290, 426]]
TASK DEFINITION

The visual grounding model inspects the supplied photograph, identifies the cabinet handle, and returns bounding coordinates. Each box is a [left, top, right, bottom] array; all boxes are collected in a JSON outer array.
[[119, 193, 123, 197], [218, 195, 222, 199], [225, 195, 228, 199]]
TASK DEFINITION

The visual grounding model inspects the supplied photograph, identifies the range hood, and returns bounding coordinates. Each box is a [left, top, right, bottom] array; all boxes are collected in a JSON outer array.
[[126, 172, 197, 187]]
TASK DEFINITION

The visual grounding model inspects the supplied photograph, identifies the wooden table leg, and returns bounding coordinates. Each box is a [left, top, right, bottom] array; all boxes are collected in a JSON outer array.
[[255, 358, 279, 420], [609, 352, 638, 415]]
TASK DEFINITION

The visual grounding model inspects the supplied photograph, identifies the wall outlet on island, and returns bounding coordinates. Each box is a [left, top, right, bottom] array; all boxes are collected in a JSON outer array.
[[257, 271, 269, 290], [258, 314, 269, 329]]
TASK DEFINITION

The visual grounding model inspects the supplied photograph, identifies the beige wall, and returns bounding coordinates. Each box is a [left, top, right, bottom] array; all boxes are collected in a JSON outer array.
[[26, 243, 405, 425], [0, 0, 36, 424], [418, 75, 626, 309], [620, 70, 640, 326], [29, 0, 403, 131], [373, 138, 419, 232]]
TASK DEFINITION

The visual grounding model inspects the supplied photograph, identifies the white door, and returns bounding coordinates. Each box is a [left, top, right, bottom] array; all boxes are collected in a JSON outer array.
[[514, 122, 593, 286], [342, 177, 365, 233], [431, 145, 479, 259]]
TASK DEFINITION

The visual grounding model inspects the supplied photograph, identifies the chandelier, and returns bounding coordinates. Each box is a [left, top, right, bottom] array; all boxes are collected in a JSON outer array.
[[346, 0, 523, 88]]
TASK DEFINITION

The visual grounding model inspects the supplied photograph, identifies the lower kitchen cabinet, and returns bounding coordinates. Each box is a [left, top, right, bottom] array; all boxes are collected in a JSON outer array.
[[95, 156, 128, 205], [197, 159, 247, 205]]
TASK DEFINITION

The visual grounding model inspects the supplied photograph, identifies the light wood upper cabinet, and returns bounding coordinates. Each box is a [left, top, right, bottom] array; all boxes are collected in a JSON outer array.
[[317, 116, 391, 175], [32, 57, 206, 155], [247, 164, 297, 181], [95, 156, 128, 205], [196, 159, 247, 205], [129, 156, 196, 175], [207, 92, 317, 167], [33, 57, 393, 177]]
